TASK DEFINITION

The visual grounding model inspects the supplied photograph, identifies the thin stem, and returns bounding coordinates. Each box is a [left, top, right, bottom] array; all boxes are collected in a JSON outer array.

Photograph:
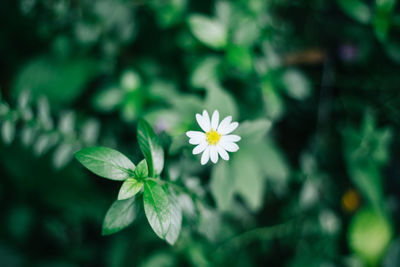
[[146, 177, 197, 199]]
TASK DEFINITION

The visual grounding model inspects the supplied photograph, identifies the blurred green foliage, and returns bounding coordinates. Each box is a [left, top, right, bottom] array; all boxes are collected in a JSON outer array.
[[1, 0, 400, 266]]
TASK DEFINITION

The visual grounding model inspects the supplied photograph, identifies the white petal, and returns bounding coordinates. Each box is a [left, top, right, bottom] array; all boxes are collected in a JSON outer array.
[[220, 134, 241, 143], [210, 146, 219, 163], [217, 116, 232, 133], [187, 131, 206, 144], [189, 138, 200, 145], [201, 147, 210, 165], [217, 145, 229, 161], [219, 121, 239, 135], [186, 131, 205, 139], [211, 110, 219, 130], [193, 142, 207, 154], [220, 141, 239, 152], [196, 110, 211, 132]]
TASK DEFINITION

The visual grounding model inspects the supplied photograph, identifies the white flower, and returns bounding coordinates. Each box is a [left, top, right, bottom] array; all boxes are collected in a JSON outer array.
[[186, 110, 241, 165]]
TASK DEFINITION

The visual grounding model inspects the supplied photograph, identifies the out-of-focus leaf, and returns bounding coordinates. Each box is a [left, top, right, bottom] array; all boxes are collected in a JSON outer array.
[[37, 97, 53, 130], [1, 120, 15, 145], [215, 0, 232, 27], [13, 56, 97, 107], [347, 163, 383, 210], [140, 251, 176, 267], [281, 69, 311, 100], [232, 149, 264, 211], [226, 45, 253, 74], [373, 0, 396, 41], [0, 102, 9, 116], [235, 119, 272, 141], [93, 88, 123, 112], [21, 126, 36, 147], [120, 70, 141, 92], [188, 15, 228, 50], [164, 186, 182, 245], [17, 90, 30, 110], [190, 56, 221, 89], [210, 161, 234, 211], [58, 111, 75, 135], [118, 179, 143, 200], [232, 18, 260, 47], [75, 146, 135, 180], [137, 119, 164, 177], [53, 143, 75, 169], [337, 0, 371, 24], [343, 113, 392, 209], [81, 119, 100, 145], [102, 197, 137, 235], [143, 180, 171, 239], [34, 133, 59, 156], [262, 80, 284, 120], [348, 208, 392, 265], [250, 139, 289, 181], [205, 84, 238, 119], [150, 0, 187, 28], [197, 203, 221, 242], [121, 91, 145, 122]]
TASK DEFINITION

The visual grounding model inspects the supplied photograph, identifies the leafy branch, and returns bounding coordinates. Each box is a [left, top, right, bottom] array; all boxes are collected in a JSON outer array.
[[0, 90, 100, 169], [75, 118, 185, 245]]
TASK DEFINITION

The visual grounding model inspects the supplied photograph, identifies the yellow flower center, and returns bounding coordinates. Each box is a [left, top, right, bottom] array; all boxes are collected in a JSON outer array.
[[206, 129, 221, 145]]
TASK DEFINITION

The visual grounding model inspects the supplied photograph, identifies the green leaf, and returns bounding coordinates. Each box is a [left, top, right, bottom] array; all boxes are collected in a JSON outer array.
[[232, 150, 264, 211], [143, 180, 171, 239], [250, 139, 289, 183], [33, 133, 58, 156], [93, 87, 123, 112], [134, 159, 149, 179], [13, 56, 97, 108], [281, 69, 311, 100], [337, 0, 371, 24], [21, 126, 36, 146], [164, 186, 182, 245], [232, 19, 260, 47], [348, 162, 383, 210], [210, 161, 235, 211], [52, 143, 75, 169], [81, 119, 100, 145], [188, 15, 228, 50], [197, 203, 221, 242], [262, 80, 285, 120], [137, 119, 164, 177], [149, 0, 187, 28], [205, 83, 238, 119], [1, 120, 15, 145], [120, 70, 141, 92], [102, 197, 137, 235], [226, 45, 253, 74], [58, 111, 75, 135], [17, 90, 30, 110], [348, 208, 393, 265], [75, 146, 135, 180], [190, 56, 221, 89], [37, 96, 53, 130], [235, 119, 272, 142], [373, 0, 396, 41], [118, 179, 143, 200]]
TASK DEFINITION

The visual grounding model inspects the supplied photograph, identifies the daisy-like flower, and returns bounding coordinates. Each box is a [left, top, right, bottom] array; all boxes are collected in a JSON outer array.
[[186, 110, 241, 165]]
